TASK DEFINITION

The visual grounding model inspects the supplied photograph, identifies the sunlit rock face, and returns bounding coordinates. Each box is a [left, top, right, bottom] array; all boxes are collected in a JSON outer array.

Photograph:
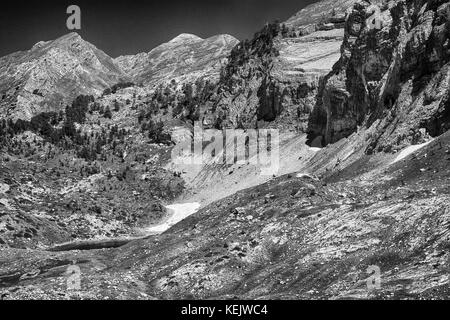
[[285, 0, 357, 28], [308, 0, 450, 153], [115, 33, 239, 87], [205, 1, 357, 132], [0, 33, 128, 121]]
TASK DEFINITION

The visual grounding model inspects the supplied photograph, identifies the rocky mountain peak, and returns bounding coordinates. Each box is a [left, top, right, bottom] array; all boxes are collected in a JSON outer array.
[[0, 32, 127, 120], [31, 32, 86, 53], [168, 33, 203, 44], [56, 31, 83, 42], [115, 33, 239, 86]]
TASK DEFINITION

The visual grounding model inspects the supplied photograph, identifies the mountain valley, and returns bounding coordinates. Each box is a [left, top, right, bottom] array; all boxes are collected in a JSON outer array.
[[0, 0, 449, 300]]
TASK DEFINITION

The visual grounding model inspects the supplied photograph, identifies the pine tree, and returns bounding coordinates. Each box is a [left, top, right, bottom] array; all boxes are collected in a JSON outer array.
[[104, 106, 112, 119]]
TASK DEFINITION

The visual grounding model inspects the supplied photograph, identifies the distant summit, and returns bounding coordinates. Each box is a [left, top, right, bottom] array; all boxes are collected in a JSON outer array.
[[168, 33, 203, 44], [0, 31, 238, 120], [115, 33, 239, 86], [0, 32, 127, 120]]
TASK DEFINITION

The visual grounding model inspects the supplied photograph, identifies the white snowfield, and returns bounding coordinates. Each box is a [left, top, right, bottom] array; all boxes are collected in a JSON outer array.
[[0, 183, 10, 194], [146, 202, 201, 234], [296, 173, 320, 180], [391, 140, 434, 164]]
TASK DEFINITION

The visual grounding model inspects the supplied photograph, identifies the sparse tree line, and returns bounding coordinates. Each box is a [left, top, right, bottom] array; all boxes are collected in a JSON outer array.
[[0, 79, 189, 164], [135, 78, 217, 142], [0, 94, 132, 162]]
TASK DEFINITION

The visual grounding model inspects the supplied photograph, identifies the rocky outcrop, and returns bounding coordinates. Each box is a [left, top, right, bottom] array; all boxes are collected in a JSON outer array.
[[205, 1, 357, 132], [285, 0, 357, 28], [211, 29, 345, 131], [115, 34, 239, 87], [308, 0, 450, 152], [0, 33, 128, 121]]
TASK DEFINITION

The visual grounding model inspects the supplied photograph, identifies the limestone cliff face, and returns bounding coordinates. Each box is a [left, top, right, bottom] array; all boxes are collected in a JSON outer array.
[[286, 0, 357, 28], [205, 0, 357, 131], [308, 0, 450, 152], [0, 33, 127, 121], [115, 33, 239, 87]]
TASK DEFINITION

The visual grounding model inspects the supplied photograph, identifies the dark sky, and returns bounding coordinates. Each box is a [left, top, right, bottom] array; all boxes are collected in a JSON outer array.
[[0, 0, 318, 58]]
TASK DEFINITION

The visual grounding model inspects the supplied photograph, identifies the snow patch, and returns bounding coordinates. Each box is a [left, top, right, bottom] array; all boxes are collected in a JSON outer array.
[[0, 183, 10, 194], [391, 140, 434, 164], [146, 202, 201, 234], [296, 173, 319, 181]]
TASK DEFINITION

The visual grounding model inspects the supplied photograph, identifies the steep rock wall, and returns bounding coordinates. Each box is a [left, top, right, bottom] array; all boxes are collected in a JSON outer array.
[[201, 1, 357, 132], [308, 0, 450, 152]]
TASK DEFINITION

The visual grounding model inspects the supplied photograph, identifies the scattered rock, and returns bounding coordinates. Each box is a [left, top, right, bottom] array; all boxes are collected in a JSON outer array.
[[231, 207, 246, 216], [264, 194, 275, 203]]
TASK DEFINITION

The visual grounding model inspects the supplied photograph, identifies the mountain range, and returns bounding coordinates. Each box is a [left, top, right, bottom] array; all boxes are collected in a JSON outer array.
[[0, 31, 239, 121], [0, 0, 449, 300]]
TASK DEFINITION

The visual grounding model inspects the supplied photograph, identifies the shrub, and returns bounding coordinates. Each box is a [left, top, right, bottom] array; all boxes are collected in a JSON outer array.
[[103, 82, 135, 96], [103, 107, 112, 119]]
